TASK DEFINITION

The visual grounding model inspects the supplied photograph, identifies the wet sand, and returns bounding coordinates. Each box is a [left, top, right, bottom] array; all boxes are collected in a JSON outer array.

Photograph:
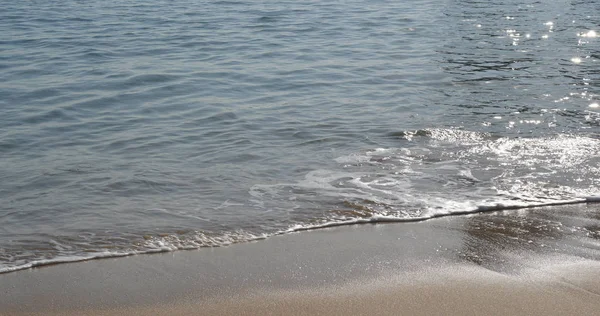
[[1, 204, 600, 315]]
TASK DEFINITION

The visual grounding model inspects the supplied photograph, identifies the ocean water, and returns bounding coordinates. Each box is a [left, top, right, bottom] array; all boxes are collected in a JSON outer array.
[[1, 0, 599, 273]]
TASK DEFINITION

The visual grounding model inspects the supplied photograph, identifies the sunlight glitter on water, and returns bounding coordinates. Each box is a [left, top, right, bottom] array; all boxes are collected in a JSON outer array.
[[2, 0, 600, 274], [578, 30, 597, 38]]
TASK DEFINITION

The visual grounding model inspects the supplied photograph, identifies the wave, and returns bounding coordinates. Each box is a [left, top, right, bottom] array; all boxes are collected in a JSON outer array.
[[2, 196, 599, 275], [285, 196, 600, 232], [3, 129, 600, 274], [0, 233, 269, 275]]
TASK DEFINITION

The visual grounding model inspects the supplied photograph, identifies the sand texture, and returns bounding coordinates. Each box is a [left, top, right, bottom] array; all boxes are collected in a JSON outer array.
[[2, 205, 600, 315]]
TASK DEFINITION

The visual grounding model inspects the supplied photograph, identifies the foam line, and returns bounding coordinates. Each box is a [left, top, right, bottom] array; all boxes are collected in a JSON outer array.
[[2, 196, 598, 275], [284, 197, 597, 233]]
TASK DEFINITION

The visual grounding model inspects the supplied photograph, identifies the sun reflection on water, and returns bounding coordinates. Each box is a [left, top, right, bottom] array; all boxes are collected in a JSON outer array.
[[578, 30, 597, 38]]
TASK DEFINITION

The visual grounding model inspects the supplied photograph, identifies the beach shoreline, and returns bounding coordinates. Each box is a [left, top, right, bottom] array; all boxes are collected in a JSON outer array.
[[2, 205, 600, 315]]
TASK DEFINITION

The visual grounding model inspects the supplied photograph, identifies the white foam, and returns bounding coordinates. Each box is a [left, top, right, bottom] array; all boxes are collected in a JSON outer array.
[[0, 252, 132, 274], [5, 131, 600, 275], [0, 231, 272, 275], [3, 194, 599, 275]]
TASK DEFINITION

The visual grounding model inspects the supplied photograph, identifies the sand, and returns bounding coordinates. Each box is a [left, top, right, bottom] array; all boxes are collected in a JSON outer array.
[[47, 261, 600, 316], [1, 204, 600, 315]]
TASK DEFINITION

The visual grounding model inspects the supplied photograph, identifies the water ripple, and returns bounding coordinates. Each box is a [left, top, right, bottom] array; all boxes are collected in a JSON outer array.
[[1, 0, 599, 272]]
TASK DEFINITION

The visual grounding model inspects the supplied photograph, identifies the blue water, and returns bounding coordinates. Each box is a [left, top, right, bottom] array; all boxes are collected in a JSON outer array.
[[1, 0, 599, 272]]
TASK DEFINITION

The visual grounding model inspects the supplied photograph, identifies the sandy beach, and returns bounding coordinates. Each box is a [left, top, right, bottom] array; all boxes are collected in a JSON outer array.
[[3, 0, 600, 315], [2, 204, 600, 315]]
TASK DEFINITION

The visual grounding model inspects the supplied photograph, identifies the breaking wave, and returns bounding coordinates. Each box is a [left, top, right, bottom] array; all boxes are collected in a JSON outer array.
[[3, 129, 600, 274]]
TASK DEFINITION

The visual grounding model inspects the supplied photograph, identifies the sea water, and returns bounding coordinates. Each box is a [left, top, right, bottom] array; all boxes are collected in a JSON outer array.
[[1, 0, 599, 273]]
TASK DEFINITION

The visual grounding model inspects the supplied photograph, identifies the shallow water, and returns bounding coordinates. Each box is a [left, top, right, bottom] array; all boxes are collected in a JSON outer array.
[[1, 0, 599, 272]]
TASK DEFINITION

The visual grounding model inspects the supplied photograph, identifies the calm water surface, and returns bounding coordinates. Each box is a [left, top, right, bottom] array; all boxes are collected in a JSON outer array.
[[1, 0, 599, 272]]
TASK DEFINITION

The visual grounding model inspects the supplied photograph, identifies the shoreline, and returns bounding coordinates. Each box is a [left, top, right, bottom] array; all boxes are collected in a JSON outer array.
[[2, 204, 600, 315], [3, 197, 599, 276]]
